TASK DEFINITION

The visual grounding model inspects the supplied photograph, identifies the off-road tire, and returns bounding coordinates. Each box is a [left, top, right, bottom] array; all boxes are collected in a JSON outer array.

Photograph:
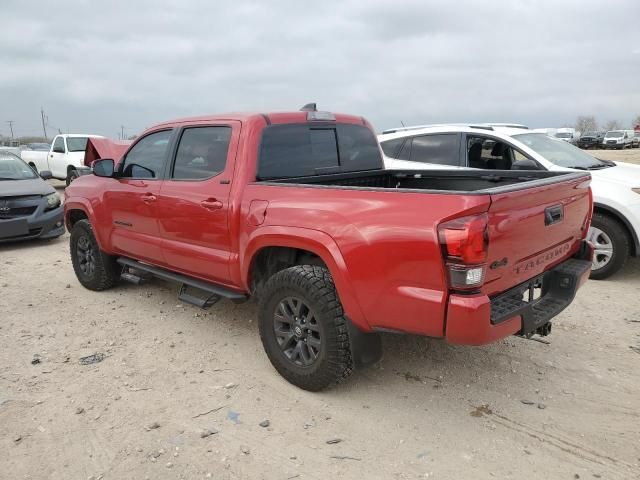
[[589, 213, 630, 280], [258, 265, 353, 391], [70, 219, 120, 290]]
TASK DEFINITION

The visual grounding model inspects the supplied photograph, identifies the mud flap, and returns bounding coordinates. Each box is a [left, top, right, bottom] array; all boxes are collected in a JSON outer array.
[[346, 319, 383, 368]]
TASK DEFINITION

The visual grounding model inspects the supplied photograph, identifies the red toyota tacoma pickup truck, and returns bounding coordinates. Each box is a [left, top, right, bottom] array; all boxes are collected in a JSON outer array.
[[64, 106, 594, 390]]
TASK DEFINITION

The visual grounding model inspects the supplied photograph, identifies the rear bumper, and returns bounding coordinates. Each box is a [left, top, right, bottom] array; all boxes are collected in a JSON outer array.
[[445, 241, 593, 345]]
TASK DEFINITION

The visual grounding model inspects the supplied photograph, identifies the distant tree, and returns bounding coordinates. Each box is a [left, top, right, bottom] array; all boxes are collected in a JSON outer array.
[[633, 115, 640, 129], [575, 116, 597, 134], [603, 120, 621, 132]]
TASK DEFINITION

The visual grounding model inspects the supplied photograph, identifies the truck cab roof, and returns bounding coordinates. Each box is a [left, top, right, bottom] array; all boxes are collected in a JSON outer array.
[[149, 111, 368, 131]]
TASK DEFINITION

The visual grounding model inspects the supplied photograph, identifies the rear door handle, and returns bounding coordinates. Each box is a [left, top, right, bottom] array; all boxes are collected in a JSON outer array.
[[201, 198, 223, 210], [142, 193, 157, 204]]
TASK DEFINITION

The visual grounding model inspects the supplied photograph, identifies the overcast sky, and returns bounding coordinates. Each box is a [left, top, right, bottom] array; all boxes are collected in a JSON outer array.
[[1, 0, 639, 138]]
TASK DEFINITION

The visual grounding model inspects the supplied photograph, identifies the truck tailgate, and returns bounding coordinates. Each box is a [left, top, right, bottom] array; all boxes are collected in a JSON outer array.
[[483, 173, 591, 296]]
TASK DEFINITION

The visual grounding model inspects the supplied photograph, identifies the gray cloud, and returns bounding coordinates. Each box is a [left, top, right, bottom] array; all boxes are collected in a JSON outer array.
[[1, 0, 639, 138]]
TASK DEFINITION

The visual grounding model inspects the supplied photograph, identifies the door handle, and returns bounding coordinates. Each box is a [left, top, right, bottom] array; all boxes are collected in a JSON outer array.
[[201, 198, 223, 210], [142, 194, 157, 204]]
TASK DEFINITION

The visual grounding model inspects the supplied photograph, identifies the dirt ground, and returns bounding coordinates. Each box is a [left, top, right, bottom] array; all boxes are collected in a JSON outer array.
[[1, 151, 639, 480]]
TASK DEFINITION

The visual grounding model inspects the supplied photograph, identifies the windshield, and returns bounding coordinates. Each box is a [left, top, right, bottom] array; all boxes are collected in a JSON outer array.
[[605, 131, 624, 138], [555, 133, 572, 139], [513, 133, 607, 169], [66, 137, 89, 152], [0, 153, 38, 180]]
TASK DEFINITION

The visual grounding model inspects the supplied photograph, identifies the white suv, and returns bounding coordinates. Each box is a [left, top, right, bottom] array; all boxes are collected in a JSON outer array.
[[378, 125, 640, 279]]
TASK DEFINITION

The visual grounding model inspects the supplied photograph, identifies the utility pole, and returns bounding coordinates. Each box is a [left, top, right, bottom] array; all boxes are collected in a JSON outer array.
[[6, 120, 15, 139], [40, 107, 48, 140], [121, 125, 126, 140]]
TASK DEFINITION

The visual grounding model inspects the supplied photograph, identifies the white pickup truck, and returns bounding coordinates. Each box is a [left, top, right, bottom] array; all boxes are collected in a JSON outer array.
[[21, 134, 104, 185]]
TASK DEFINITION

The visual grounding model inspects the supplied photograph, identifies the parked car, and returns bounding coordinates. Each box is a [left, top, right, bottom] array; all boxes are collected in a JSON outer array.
[[64, 107, 593, 390], [631, 131, 639, 148], [0, 151, 64, 242], [577, 131, 605, 149], [555, 128, 578, 145], [602, 130, 634, 149], [379, 124, 640, 279], [21, 134, 104, 185]]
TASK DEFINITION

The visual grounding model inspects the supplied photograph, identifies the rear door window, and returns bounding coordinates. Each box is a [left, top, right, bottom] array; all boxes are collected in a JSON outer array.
[[407, 134, 460, 166], [172, 126, 231, 180], [258, 123, 382, 179]]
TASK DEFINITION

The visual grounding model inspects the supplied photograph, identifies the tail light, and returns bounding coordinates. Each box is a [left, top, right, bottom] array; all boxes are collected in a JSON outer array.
[[438, 213, 489, 291]]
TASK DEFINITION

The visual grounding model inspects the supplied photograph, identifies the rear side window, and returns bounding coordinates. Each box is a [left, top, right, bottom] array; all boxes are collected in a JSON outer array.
[[258, 124, 382, 179], [380, 138, 404, 158], [172, 126, 231, 180], [120, 130, 172, 179], [408, 134, 459, 166]]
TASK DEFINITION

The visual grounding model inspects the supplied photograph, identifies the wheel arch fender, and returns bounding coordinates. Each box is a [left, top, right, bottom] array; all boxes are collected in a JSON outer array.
[[64, 199, 108, 250], [593, 202, 639, 256], [241, 226, 370, 332]]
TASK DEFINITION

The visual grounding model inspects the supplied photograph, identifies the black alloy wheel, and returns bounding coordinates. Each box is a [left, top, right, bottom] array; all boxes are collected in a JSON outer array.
[[76, 234, 96, 277], [273, 296, 322, 367]]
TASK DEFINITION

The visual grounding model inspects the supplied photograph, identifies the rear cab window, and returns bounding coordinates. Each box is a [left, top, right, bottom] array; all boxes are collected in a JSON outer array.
[[257, 123, 383, 180]]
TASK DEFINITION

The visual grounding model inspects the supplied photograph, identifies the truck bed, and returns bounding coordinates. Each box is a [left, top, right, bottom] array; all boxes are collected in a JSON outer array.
[[259, 169, 588, 194]]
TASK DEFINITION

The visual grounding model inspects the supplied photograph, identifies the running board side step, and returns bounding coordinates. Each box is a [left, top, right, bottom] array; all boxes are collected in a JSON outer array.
[[117, 257, 248, 308]]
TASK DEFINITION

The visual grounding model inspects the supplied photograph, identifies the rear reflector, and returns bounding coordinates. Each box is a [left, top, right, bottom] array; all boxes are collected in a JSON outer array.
[[438, 214, 489, 290]]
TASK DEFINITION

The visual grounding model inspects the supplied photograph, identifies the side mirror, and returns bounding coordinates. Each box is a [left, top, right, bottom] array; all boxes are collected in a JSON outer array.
[[92, 158, 115, 177], [39, 170, 53, 180], [511, 159, 541, 171]]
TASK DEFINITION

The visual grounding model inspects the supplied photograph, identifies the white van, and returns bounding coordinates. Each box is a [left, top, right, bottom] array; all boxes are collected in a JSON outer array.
[[602, 130, 633, 149]]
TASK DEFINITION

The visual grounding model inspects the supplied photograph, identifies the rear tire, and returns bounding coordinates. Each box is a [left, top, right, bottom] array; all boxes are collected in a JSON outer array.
[[588, 213, 630, 280], [258, 265, 353, 391], [70, 219, 120, 290]]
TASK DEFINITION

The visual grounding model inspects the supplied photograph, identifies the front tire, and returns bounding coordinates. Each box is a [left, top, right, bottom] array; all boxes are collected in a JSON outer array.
[[588, 213, 630, 280], [66, 168, 79, 186], [258, 265, 353, 391], [70, 219, 120, 290]]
